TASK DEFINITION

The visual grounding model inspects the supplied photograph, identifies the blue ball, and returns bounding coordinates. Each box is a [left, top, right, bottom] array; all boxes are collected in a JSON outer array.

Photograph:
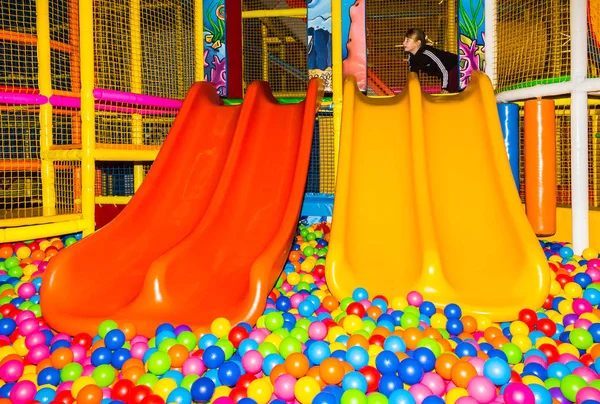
[[588, 323, 600, 343], [50, 339, 71, 353], [104, 329, 126, 350], [275, 296, 291, 311], [190, 377, 215, 402], [0, 382, 13, 398], [166, 386, 193, 404], [397, 358, 424, 385], [237, 339, 259, 355], [155, 323, 175, 335], [217, 361, 241, 386], [573, 273, 593, 288], [352, 287, 369, 301], [487, 349, 508, 362], [547, 362, 571, 379], [198, 334, 218, 350], [203, 346, 225, 369], [341, 371, 368, 393], [307, 341, 330, 365], [90, 347, 112, 366], [37, 367, 61, 386], [35, 387, 56, 404], [378, 374, 403, 397], [422, 397, 445, 404], [483, 357, 511, 385], [375, 350, 399, 374], [419, 301, 436, 317], [388, 388, 417, 404], [346, 346, 369, 370], [312, 391, 338, 404], [383, 335, 406, 353], [523, 362, 548, 380], [323, 385, 343, 401], [238, 399, 258, 404], [443, 303, 462, 319], [412, 347, 436, 372], [262, 353, 284, 375], [455, 342, 478, 358], [446, 318, 464, 336], [528, 383, 553, 404], [203, 369, 220, 387], [110, 348, 131, 370]]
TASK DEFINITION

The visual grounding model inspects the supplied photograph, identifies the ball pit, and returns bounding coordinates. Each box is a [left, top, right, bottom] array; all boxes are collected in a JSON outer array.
[[1, 227, 600, 403]]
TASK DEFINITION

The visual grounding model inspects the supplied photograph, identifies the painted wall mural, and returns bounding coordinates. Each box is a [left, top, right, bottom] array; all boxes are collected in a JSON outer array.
[[204, 0, 227, 96], [307, 0, 332, 92], [458, 0, 485, 89], [342, 0, 366, 92]]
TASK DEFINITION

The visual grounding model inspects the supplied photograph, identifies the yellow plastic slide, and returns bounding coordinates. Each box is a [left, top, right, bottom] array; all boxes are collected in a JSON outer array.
[[325, 71, 550, 321]]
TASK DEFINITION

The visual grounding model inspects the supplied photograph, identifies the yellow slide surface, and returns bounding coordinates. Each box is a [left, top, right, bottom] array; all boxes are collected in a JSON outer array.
[[325, 71, 550, 321]]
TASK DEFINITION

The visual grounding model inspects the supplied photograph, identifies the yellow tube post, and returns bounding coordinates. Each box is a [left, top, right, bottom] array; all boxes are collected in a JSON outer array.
[[35, 0, 57, 217], [332, 0, 343, 182], [176, 2, 185, 97], [79, 0, 97, 236], [131, 0, 145, 192], [262, 24, 269, 82], [195, 0, 204, 82], [446, 0, 457, 53]]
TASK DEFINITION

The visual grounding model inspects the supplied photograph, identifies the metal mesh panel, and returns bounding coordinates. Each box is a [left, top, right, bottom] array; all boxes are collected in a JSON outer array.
[[50, 0, 79, 93], [94, 111, 177, 147], [242, 16, 308, 96], [96, 162, 135, 197], [0, 1, 38, 92], [54, 161, 81, 213], [306, 104, 335, 194], [591, 0, 600, 78], [495, 0, 570, 91], [517, 100, 600, 208], [366, 0, 457, 95], [52, 107, 80, 146], [0, 107, 42, 217]]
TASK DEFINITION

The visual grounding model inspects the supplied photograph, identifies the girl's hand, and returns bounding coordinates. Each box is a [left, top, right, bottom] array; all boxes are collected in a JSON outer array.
[[440, 89, 449, 94]]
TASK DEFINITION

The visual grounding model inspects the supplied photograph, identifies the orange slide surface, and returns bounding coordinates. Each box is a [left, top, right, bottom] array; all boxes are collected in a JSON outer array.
[[42, 79, 323, 337], [325, 72, 549, 322]]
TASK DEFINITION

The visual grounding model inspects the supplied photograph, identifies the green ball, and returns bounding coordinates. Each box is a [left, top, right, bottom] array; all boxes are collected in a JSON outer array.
[[303, 246, 315, 256], [176, 331, 197, 351], [29, 303, 41, 318], [265, 312, 285, 331], [0, 284, 12, 294], [300, 228, 309, 238], [306, 233, 317, 241], [278, 336, 303, 358], [436, 328, 450, 339], [64, 237, 77, 247], [60, 363, 83, 381], [147, 337, 156, 348], [272, 327, 290, 339], [362, 319, 376, 335], [296, 318, 312, 331], [352, 330, 370, 339], [560, 374, 588, 402], [18, 301, 32, 311], [501, 343, 523, 365], [180, 374, 199, 390], [137, 373, 159, 388], [275, 276, 284, 288], [400, 313, 419, 329], [589, 379, 600, 390], [544, 377, 561, 389], [367, 392, 388, 404], [91, 364, 116, 387], [97, 319, 118, 339], [0, 297, 12, 306], [417, 337, 442, 357], [570, 328, 594, 350], [257, 342, 278, 357], [7, 266, 23, 278], [289, 327, 309, 343], [340, 297, 354, 311], [341, 388, 368, 404], [296, 282, 311, 292], [147, 351, 171, 375], [215, 339, 235, 359], [158, 337, 178, 353], [4, 257, 19, 269], [403, 306, 420, 317]]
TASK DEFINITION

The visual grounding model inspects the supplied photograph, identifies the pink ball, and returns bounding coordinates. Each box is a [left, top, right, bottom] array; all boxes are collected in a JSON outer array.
[[407, 291, 423, 307], [82, 365, 94, 377], [572, 366, 599, 383], [17, 283, 36, 299], [241, 350, 263, 374], [56, 380, 73, 393], [17, 318, 39, 336], [290, 293, 305, 308], [213, 397, 235, 404], [456, 398, 479, 404], [586, 266, 600, 282], [50, 333, 70, 345], [502, 382, 535, 404], [81, 357, 92, 367], [248, 329, 268, 344], [130, 342, 148, 359], [26, 345, 49, 364], [130, 335, 148, 345], [24, 331, 46, 348], [558, 353, 579, 364], [0, 359, 24, 382], [15, 310, 35, 324], [421, 372, 445, 396], [102, 387, 112, 399], [71, 344, 87, 363], [524, 355, 548, 368], [467, 376, 496, 403], [9, 380, 36, 404], [574, 319, 592, 330], [573, 298, 593, 315], [408, 383, 432, 404], [468, 357, 486, 376], [576, 386, 600, 403], [360, 299, 371, 309], [281, 283, 292, 292], [182, 357, 206, 376], [308, 322, 328, 340], [274, 374, 296, 401]]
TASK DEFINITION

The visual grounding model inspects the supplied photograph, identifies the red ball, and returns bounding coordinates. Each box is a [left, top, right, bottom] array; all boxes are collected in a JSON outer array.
[[372, 295, 389, 305], [111, 379, 135, 402], [536, 318, 557, 337], [140, 394, 165, 404], [129, 385, 153, 404], [237, 373, 256, 389], [192, 349, 204, 358], [228, 326, 249, 348], [313, 265, 325, 278], [346, 302, 366, 318], [0, 304, 15, 317], [359, 365, 381, 393], [538, 343, 559, 364], [229, 386, 248, 402], [518, 309, 537, 327], [556, 274, 571, 287], [581, 353, 594, 367], [542, 295, 554, 310], [72, 333, 93, 350], [54, 390, 76, 404], [368, 334, 386, 348], [509, 370, 522, 383]]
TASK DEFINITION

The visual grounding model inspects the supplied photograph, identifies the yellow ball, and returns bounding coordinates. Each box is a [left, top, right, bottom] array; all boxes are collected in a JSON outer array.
[[301, 274, 315, 284], [343, 315, 363, 334], [287, 272, 301, 286], [564, 282, 583, 298], [557, 343, 580, 358], [475, 315, 493, 330], [550, 280, 562, 295], [16, 246, 31, 259], [509, 321, 529, 336], [153, 378, 178, 400], [300, 260, 315, 272], [391, 296, 408, 310], [39, 240, 51, 251], [0, 346, 17, 361], [511, 334, 532, 352], [549, 255, 562, 263], [522, 375, 544, 386], [71, 376, 96, 398], [535, 337, 557, 348], [446, 387, 469, 404], [210, 318, 231, 338], [18, 373, 38, 384], [294, 376, 321, 404], [23, 264, 37, 276], [512, 363, 525, 374], [326, 326, 347, 343], [582, 247, 598, 260], [330, 342, 347, 352], [430, 313, 447, 328], [557, 299, 575, 315], [247, 378, 273, 404], [368, 344, 383, 357], [213, 385, 232, 399], [13, 337, 28, 356], [23, 365, 36, 375], [264, 334, 282, 349]]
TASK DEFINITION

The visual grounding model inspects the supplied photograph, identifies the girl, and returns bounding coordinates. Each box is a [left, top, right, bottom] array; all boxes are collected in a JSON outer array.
[[401, 28, 459, 93]]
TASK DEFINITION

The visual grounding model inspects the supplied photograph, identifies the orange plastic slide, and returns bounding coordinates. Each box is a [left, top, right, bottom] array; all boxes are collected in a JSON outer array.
[[42, 79, 323, 337], [325, 72, 550, 322]]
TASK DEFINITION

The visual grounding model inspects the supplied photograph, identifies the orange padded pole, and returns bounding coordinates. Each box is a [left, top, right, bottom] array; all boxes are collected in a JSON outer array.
[[524, 98, 556, 237]]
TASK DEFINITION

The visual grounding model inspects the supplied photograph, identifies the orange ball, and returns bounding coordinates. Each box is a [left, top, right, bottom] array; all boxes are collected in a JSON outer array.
[[366, 306, 383, 320], [289, 251, 301, 262], [0, 354, 22, 367], [119, 322, 138, 341], [36, 357, 52, 373], [461, 316, 477, 334], [436, 338, 452, 353], [284, 352, 310, 378], [122, 358, 144, 372], [590, 344, 600, 360], [0, 246, 13, 259], [322, 296, 339, 312], [346, 334, 369, 350], [435, 353, 459, 380], [422, 328, 442, 340], [122, 365, 144, 383], [76, 384, 103, 404], [403, 328, 423, 351], [50, 347, 74, 369], [319, 358, 345, 385], [306, 366, 327, 389], [451, 361, 478, 388], [372, 326, 391, 338], [490, 335, 509, 349], [168, 344, 189, 368], [31, 249, 45, 261], [484, 327, 502, 342], [270, 364, 287, 385]]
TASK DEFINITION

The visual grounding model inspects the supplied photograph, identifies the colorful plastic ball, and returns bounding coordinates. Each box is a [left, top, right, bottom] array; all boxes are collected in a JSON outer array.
[[375, 350, 399, 374], [503, 382, 535, 404], [397, 358, 424, 385], [560, 374, 588, 402], [190, 377, 215, 403], [247, 378, 273, 404], [9, 380, 36, 404], [422, 397, 445, 404], [412, 347, 437, 372], [444, 303, 462, 319], [346, 346, 369, 370], [313, 391, 338, 404], [466, 376, 496, 403], [483, 357, 512, 386], [527, 383, 553, 404], [165, 386, 192, 404], [218, 361, 241, 386], [203, 346, 225, 369], [342, 371, 368, 393], [388, 388, 417, 404], [0, 359, 23, 382], [319, 357, 345, 385]]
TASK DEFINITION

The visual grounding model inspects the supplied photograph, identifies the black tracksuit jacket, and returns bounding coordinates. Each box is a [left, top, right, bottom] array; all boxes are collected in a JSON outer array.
[[408, 45, 458, 90]]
